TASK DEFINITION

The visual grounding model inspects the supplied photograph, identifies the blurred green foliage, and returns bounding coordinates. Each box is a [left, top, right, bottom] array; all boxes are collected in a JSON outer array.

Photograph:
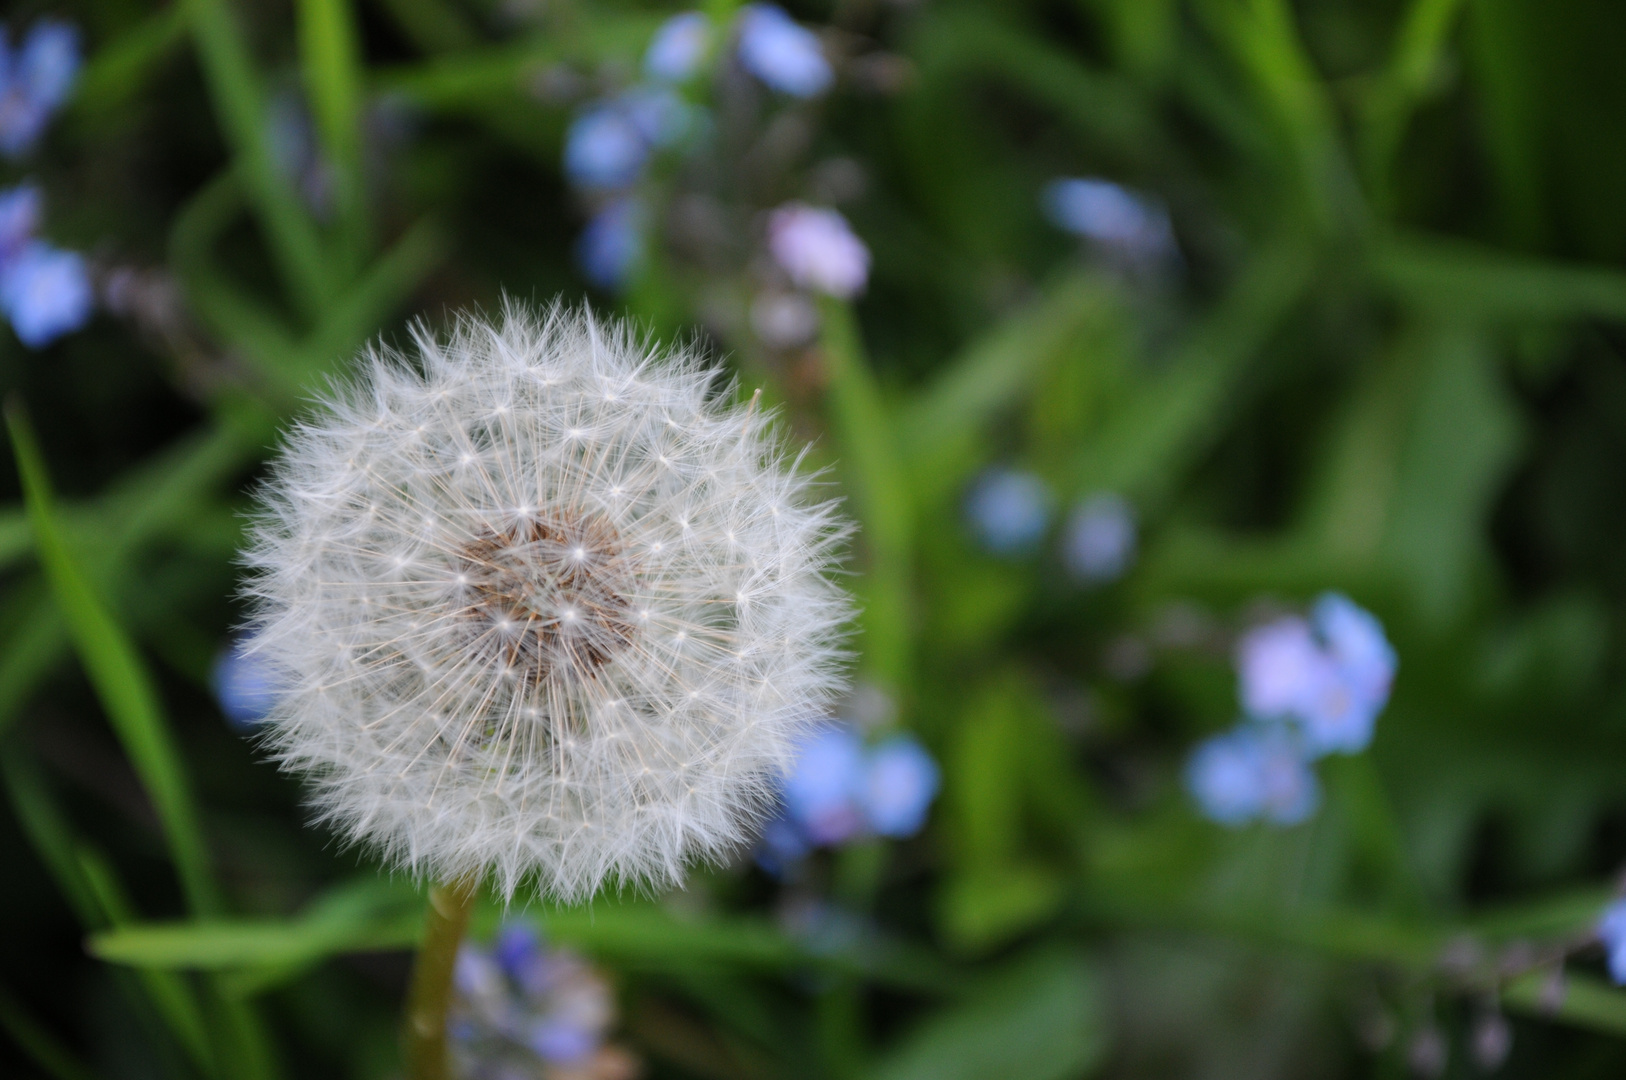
[[8, 0, 1626, 1077]]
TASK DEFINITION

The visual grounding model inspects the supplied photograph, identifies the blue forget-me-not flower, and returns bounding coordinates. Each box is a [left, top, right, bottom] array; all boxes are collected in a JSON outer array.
[[759, 726, 940, 873], [212, 638, 282, 732], [1599, 899, 1626, 985], [1185, 723, 1321, 827], [645, 11, 711, 83], [1062, 492, 1136, 583], [0, 182, 92, 348], [0, 19, 80, 159], [736, 4, 832, 99], [965, 468, 1051, 556], [450, 921, 633, 1079], [1042, 177, 1176, 266], [1237, 593, 1397, 757], [575, 198, 645, 290]]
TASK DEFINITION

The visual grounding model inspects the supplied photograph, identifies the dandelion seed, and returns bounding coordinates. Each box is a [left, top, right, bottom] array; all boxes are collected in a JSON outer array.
[[243, 303, 852, 901]]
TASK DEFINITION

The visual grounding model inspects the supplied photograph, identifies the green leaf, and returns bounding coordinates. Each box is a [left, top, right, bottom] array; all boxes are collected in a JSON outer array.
[[297, 0, 370, 269], [896, 271, 1115, 506], [184, 0, 333, 318], [1065, 237, 1313, 507], [5, 402, 220, 916], [868, 950, 1106, 1080], [1373, 231, 1626, 321], [1504, 972, 1626, 1038], [0, 981, 98, 1080], [819, 298, 913, 691]]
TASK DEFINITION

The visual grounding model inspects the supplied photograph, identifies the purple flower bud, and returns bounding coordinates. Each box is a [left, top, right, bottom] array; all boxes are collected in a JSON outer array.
[[0, 239, 91, 348], [861, 736, 939, 838], [575, 198, 645, 290], [1062, 492, 1136, 583], [211, 638, 282, 732], [766, 202, 869, 298], [645, 12, 711, 82], [965, 468, 1051, 555], [736, 5, 832, 99]]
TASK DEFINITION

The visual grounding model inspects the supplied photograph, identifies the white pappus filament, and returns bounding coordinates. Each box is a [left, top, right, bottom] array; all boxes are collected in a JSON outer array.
[[242, 303, 852, 901]]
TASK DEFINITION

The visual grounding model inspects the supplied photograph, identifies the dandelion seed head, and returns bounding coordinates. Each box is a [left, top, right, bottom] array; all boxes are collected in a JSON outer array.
[[243, 302, 852, 901]]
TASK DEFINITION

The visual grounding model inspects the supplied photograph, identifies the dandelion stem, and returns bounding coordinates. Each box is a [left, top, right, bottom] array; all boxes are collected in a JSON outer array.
[[403, 876, 478, 1080]]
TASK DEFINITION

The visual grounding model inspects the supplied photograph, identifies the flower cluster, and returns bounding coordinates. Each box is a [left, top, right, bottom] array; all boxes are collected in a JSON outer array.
[[0, 182, 91, 348], [567, 5, 835, 290], [1187, 594, 1397, 827], [450, 922, 637, 1080], [963, 467, 1138, 584], [759, 725, 939, 873], [0, 20, 79, 159]]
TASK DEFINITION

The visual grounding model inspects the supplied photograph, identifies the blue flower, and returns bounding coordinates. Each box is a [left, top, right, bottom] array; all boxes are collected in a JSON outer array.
[[782, 725, 867, 845], [1599, 899, 1626, 984], [564, 105, 650, 191], [965, 468, 1051, 555], [1062, 492, 1136, 583], [1186, 723, 1320, 827], [645, 11, 711, 83], [861, 736, 940, 838], [211, 638, 281, 732], [760, 725, 942, 871], [0, 20, 81, 159], [0, 182, 41, 254], [736, 5, 832, 99], [1042, 177, 1175, 263], [450, 922, 618, 1076], [0, 239, 91, 348], [575, 198, 645, 290], [1236, 593, 1396, 756]]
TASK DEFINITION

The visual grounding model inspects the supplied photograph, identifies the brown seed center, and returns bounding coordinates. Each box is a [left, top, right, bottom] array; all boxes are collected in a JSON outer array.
[[455, 513, 638, 683]]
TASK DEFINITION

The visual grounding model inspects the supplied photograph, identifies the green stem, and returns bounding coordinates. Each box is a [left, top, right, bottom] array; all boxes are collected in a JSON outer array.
[[403, 878, 479, 1080]]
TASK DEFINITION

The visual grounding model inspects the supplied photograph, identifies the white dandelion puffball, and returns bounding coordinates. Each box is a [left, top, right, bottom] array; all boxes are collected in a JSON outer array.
[[243, 304, 851, 901]]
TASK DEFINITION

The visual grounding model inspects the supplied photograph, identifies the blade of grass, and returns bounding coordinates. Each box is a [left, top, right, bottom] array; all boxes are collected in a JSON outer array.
[[297, 0, 370, 271], [6, 401, 221, 917], [897, 271, 1112, 507], [1504, 971, 1626, 1038], [1064, 237, 1313, 507], [0, 751, 217, 1075], [1360, 0, 1470, 208], [184, 0, 333, 318], [819, 298, 913, 694], [1372, 231, 1626, 321], [0, 982, 98, 1080], [70, 4, 189, 117], [77, 849, 217, 1074]]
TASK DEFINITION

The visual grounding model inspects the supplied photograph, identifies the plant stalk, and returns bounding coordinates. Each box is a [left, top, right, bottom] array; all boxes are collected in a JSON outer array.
[[403, 877, 479, 1080]]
